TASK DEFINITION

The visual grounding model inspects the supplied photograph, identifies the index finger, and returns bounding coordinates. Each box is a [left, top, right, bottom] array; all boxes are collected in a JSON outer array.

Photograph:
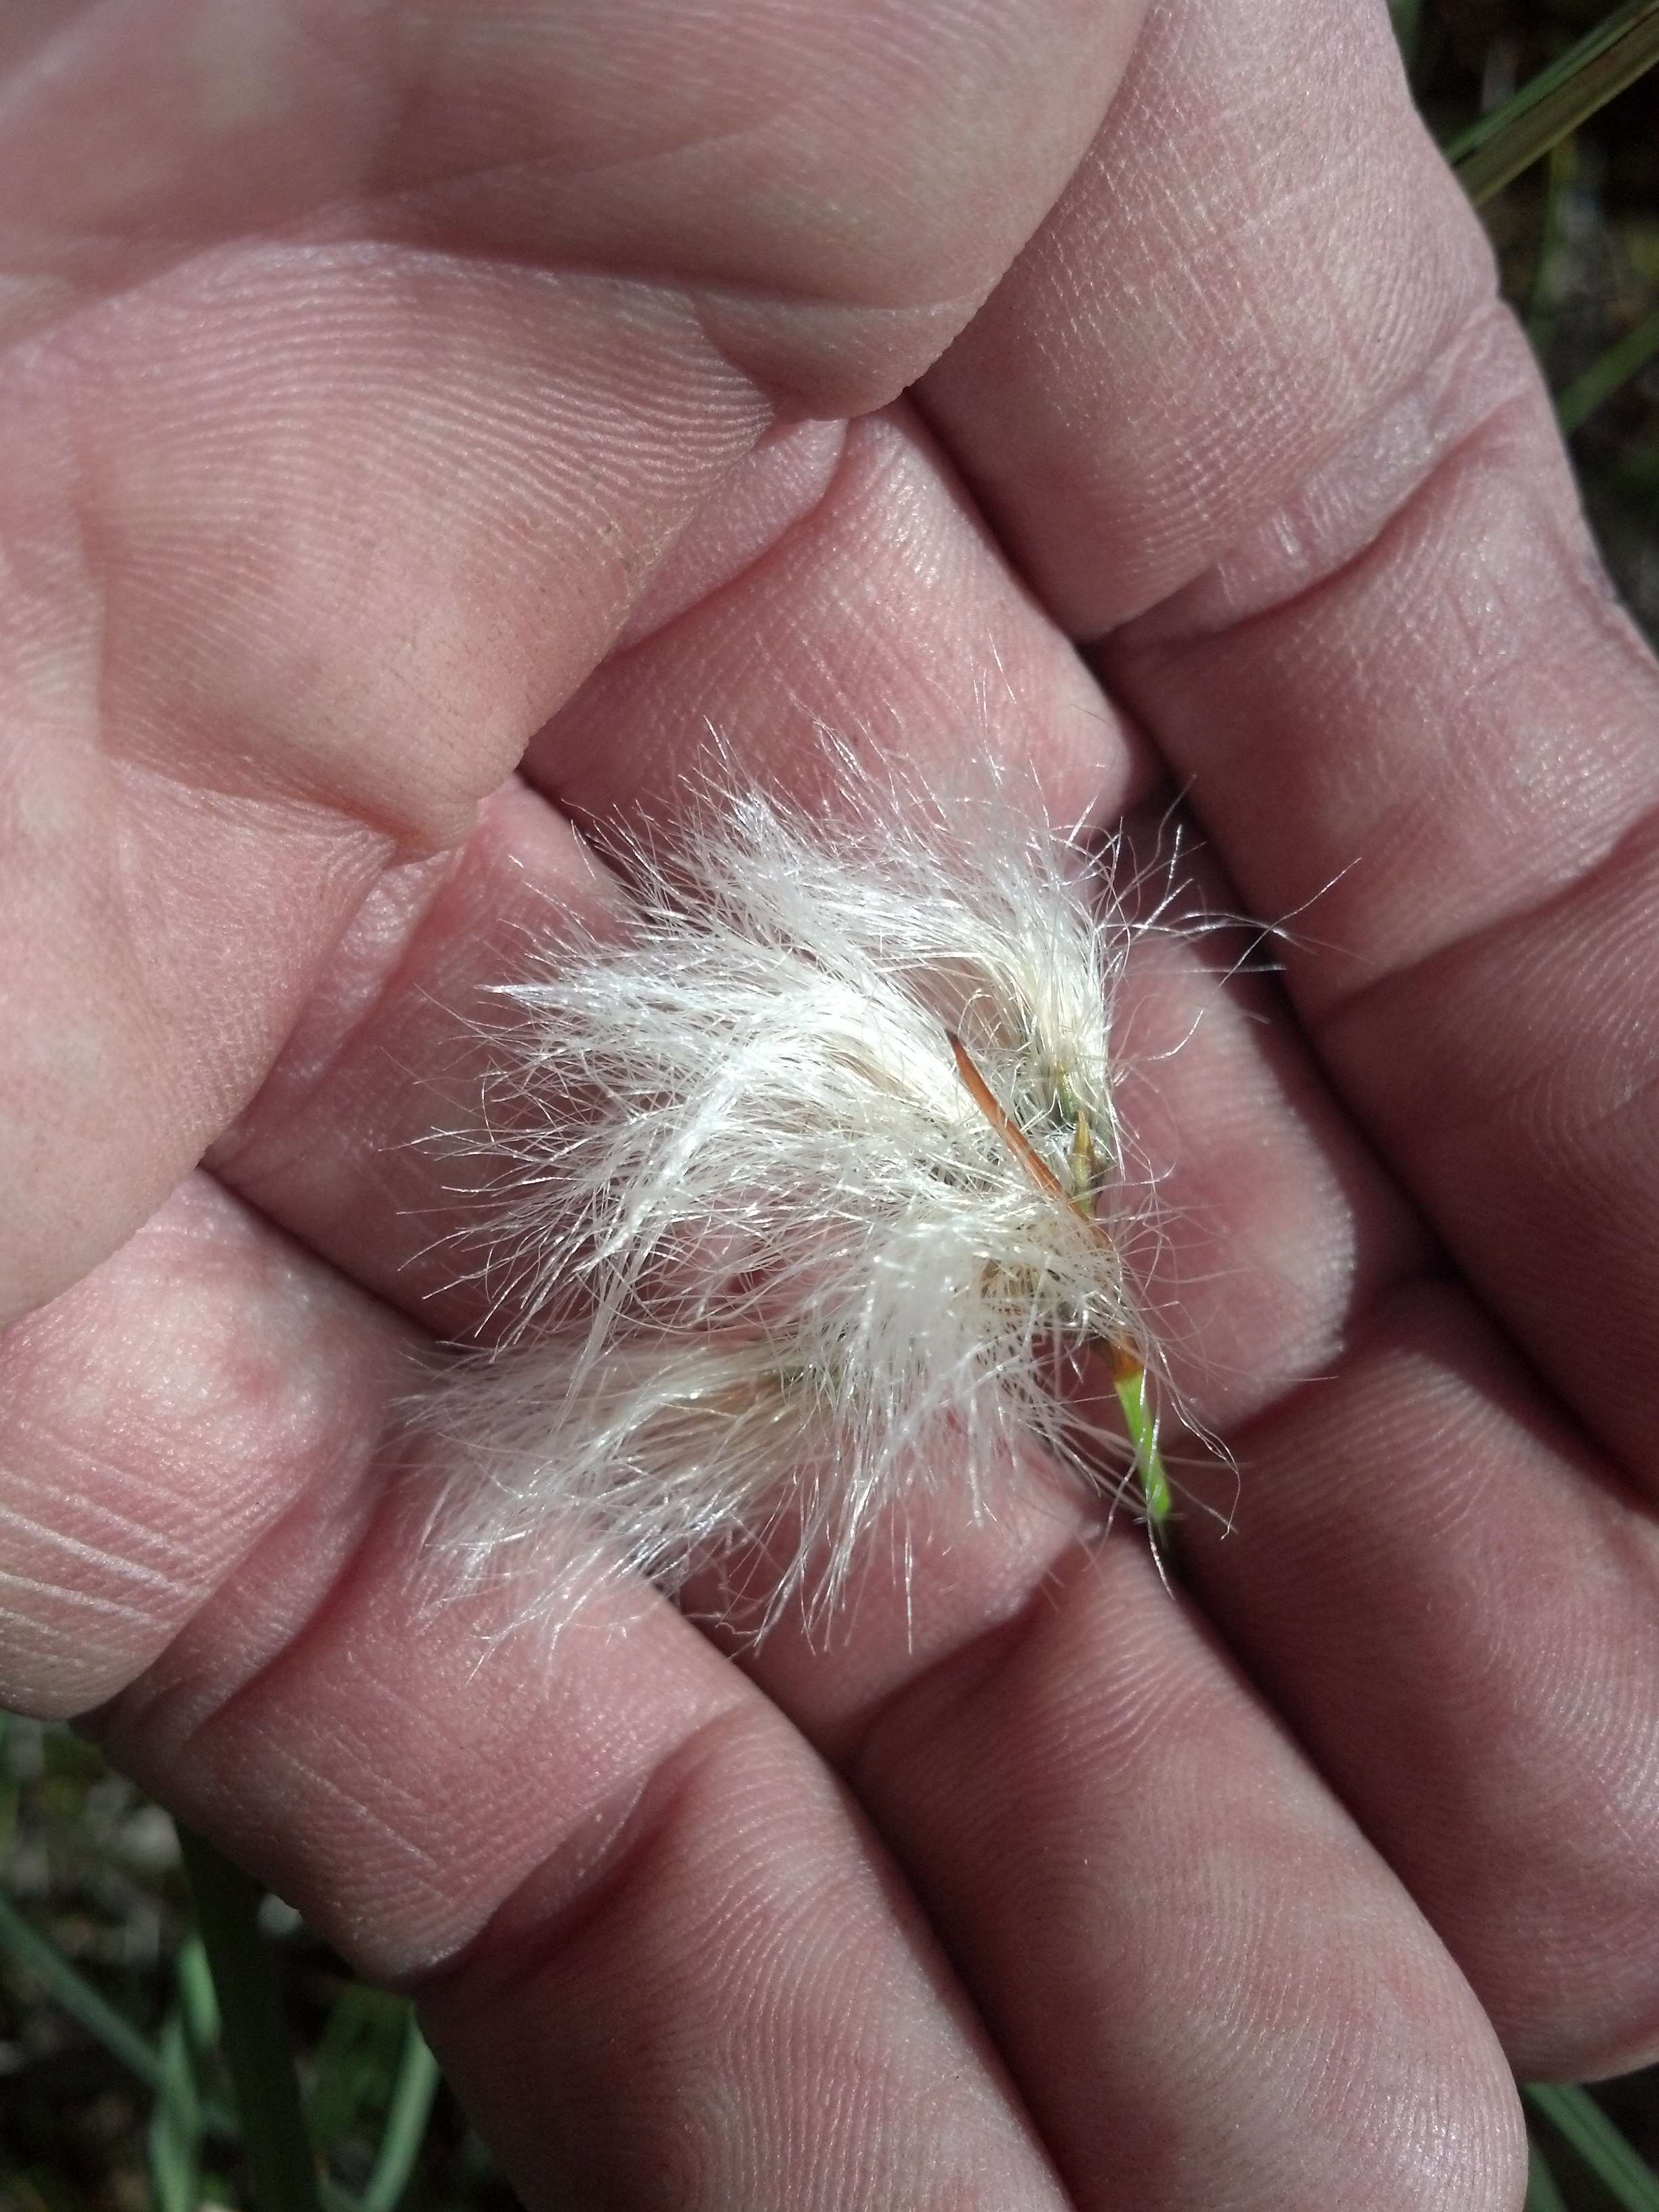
[[918, 0, 1659, 1482]]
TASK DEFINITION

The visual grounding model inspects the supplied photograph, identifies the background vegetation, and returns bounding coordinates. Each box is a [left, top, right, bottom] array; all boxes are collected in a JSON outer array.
[[3, 3, 1658, 2206]]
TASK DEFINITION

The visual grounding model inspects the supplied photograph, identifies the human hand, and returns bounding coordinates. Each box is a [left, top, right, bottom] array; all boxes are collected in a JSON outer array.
[[3, 3, 1657, 2205]]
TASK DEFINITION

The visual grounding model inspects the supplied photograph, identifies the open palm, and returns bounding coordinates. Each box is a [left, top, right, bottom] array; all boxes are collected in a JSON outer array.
[[3, 3, 1657, 2205]]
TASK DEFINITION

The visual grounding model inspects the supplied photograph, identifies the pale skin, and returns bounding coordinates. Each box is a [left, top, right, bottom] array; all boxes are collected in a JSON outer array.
[[2, 1, 1658, 2204]]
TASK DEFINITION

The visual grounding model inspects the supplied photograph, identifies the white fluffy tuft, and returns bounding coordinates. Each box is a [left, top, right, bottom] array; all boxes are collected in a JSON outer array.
[[422, 763, 1190, 1636]]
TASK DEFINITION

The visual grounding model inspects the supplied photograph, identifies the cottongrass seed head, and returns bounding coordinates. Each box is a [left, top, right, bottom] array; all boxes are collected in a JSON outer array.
[[422, 756, 1192, 1639]]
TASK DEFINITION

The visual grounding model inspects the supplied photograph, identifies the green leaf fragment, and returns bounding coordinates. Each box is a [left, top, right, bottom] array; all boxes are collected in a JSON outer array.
[[1113, 1360, 1173, 1528], [1525, 2082, 1659, 2212], [1448, 0, 1659, 205], [357, 2015, 443, 2212], [1558, 306, 1659, 433], [147, 2008, 203, 2212], [0, 1885, 170, 2097], [180, 1825, 325, 2212]]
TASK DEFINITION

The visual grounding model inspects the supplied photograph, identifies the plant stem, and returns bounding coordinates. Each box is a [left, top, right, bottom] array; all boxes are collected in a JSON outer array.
[[1525, 2082, 1659, 2211], [1113, 1359, 1173, 1528], [1448, 0, 1659, 205], [1558, 306, 1659, 433], [358, 2013, 443, 2212], [146, 2008, 203, 2212], [0, 1885, 169, 2094], [178, 1825, 324, 2212]]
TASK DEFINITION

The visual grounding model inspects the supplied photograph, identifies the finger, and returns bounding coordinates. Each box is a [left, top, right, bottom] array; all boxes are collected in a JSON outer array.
[[1181, 1282, 1659, 2080], [523, 405, 1146, 830], [914, 0, 1659, 1481], [205, 775, 634, 1335], [211, 406, 1138, 1332], [849, 1541, 1526, 2211], [0, 0, 1137, 1327], [0, 1174, 400, 1719], [919, 0, 1493, 630], [1, 1180, 1071, 2211]]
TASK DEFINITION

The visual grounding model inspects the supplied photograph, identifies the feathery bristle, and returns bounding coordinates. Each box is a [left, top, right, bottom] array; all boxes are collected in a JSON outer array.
[[422, 764, 1187, 1636]]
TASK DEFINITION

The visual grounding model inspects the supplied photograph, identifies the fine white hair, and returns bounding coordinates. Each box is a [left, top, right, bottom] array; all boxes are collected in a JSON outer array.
[[421, 756, 1191, 1637]]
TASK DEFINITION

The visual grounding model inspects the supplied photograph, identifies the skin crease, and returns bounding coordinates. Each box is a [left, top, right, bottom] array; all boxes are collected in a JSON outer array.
[[1, 0, 1658, 2205]]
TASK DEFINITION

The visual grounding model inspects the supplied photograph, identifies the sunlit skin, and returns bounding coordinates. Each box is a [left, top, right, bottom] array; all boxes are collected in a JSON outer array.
[[2, 3, 1659, 2207]]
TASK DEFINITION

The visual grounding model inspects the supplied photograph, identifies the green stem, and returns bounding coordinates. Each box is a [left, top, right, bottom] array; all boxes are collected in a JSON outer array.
[[146, 2008, 203, 2212], [1525, 134, 1578, 367], [0, 1884, 241, 2140], [358, 2014, 443, 2212], [176, 1930, 221, 2063], [0, 1884, 169, 2094], [1113, 1360, 1173, 1528], [1448, 0, 1659, 205], [1557, 305, 1659, 434], [1525, 2083, 1659, 2212], [179, 1826, 324, 2212]]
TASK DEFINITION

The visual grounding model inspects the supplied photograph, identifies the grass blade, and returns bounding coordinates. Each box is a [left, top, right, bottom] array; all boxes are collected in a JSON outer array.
[[1525, 136, 1579, 366], [1557, 308, 1659, 434], [146, 2009, 203, 2212], [176, 1929, 221, 2059], [179, 1825, 323, 2212], [0, 1881, 242, 2145], [308, 1982, 403, 2157], [0, 1883, 168, 2095], [1525, 2082, 1659, 2211], [1447, 0, 1659, 205], [357, 2014, 443, 2212]]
